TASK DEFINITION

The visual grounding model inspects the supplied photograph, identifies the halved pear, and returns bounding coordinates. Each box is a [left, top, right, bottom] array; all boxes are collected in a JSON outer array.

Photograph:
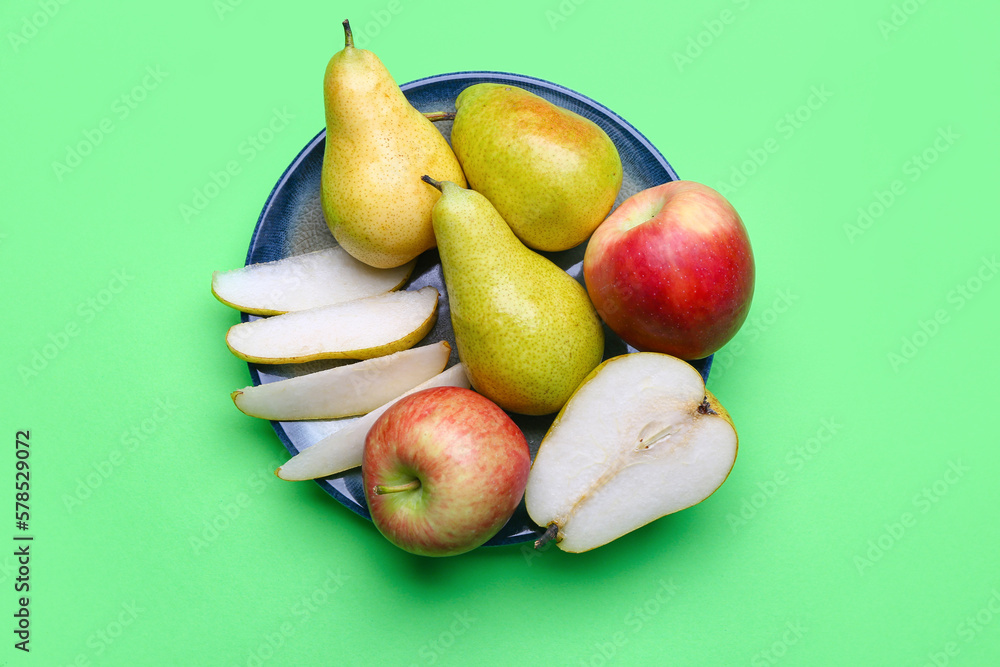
[[525, 352, 738, 553], [212, 247, 416, 315], [232, 341, 451, 420], [275, 363, 470, 481], [226, 286, 438, 364]]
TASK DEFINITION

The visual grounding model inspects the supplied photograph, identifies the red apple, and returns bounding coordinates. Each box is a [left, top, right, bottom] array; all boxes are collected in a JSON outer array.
[[362, 385, 530, 557], [583, 181, 754, 360]]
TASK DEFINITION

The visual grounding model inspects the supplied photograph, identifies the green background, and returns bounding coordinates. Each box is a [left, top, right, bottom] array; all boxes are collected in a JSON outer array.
[[2, 0, 998, 664]]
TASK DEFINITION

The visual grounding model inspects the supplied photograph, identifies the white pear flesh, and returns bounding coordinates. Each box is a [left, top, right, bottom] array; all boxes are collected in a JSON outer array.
[[212, 247, 416, 315], [232, 341, 451, 420], [226, 286, 438, 364], [275, 363, 471, 481], [525, 352, 738, 553]]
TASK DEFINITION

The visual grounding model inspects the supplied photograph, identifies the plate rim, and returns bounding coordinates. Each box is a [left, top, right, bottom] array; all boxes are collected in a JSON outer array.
[[239, 69, 694, 546]]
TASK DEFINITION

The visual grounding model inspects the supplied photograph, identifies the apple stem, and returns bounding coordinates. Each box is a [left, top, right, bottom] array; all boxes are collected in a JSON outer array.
[[374, 479, 421, 495], [534, 523, 559, 550], [423, 111, 457, 122], [343, 19, 354, 49], [421, 175, 443, 192]]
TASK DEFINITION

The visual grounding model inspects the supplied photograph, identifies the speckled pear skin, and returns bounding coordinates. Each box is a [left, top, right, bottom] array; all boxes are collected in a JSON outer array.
[[451, 83, 622, 252], [429, 180, 605, 416], [320, 22, 465, 269]]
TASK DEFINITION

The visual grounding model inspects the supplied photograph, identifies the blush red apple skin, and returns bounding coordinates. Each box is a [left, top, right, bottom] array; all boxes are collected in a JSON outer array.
[[362, 386, 530, 557], [583, 181, 755, 360]]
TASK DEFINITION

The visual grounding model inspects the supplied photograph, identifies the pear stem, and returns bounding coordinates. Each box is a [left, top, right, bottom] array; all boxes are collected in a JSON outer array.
[[343, 19, 354, 48], [421, 175, 443, 192], [423, 111, 457, 122], [374, 479, 421, 495], [534, 523, 559, 550]]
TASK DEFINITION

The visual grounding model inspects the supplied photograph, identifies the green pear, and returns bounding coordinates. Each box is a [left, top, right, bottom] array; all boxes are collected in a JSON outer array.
[[422, 176, 605, 416], [320, 20, 465, 269], [449, 83, 622, 252]]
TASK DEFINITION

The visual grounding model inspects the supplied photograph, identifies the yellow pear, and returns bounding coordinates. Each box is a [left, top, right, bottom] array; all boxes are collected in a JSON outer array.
[[320, 20, 465, 268], [450, 83, 622, 252], [423, 176, 605, 416]]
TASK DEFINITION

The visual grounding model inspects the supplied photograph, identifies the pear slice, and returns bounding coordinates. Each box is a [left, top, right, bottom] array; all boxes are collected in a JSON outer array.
[[212, 247, 416, 315], [226, 286, 438, 364], [524, 352, 738, 553], [232, 341, 451, 420], [275, 363, 470, 481]]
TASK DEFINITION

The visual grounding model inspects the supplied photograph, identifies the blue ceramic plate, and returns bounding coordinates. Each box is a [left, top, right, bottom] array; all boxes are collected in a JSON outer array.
[[242, 71, 710, 547]]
